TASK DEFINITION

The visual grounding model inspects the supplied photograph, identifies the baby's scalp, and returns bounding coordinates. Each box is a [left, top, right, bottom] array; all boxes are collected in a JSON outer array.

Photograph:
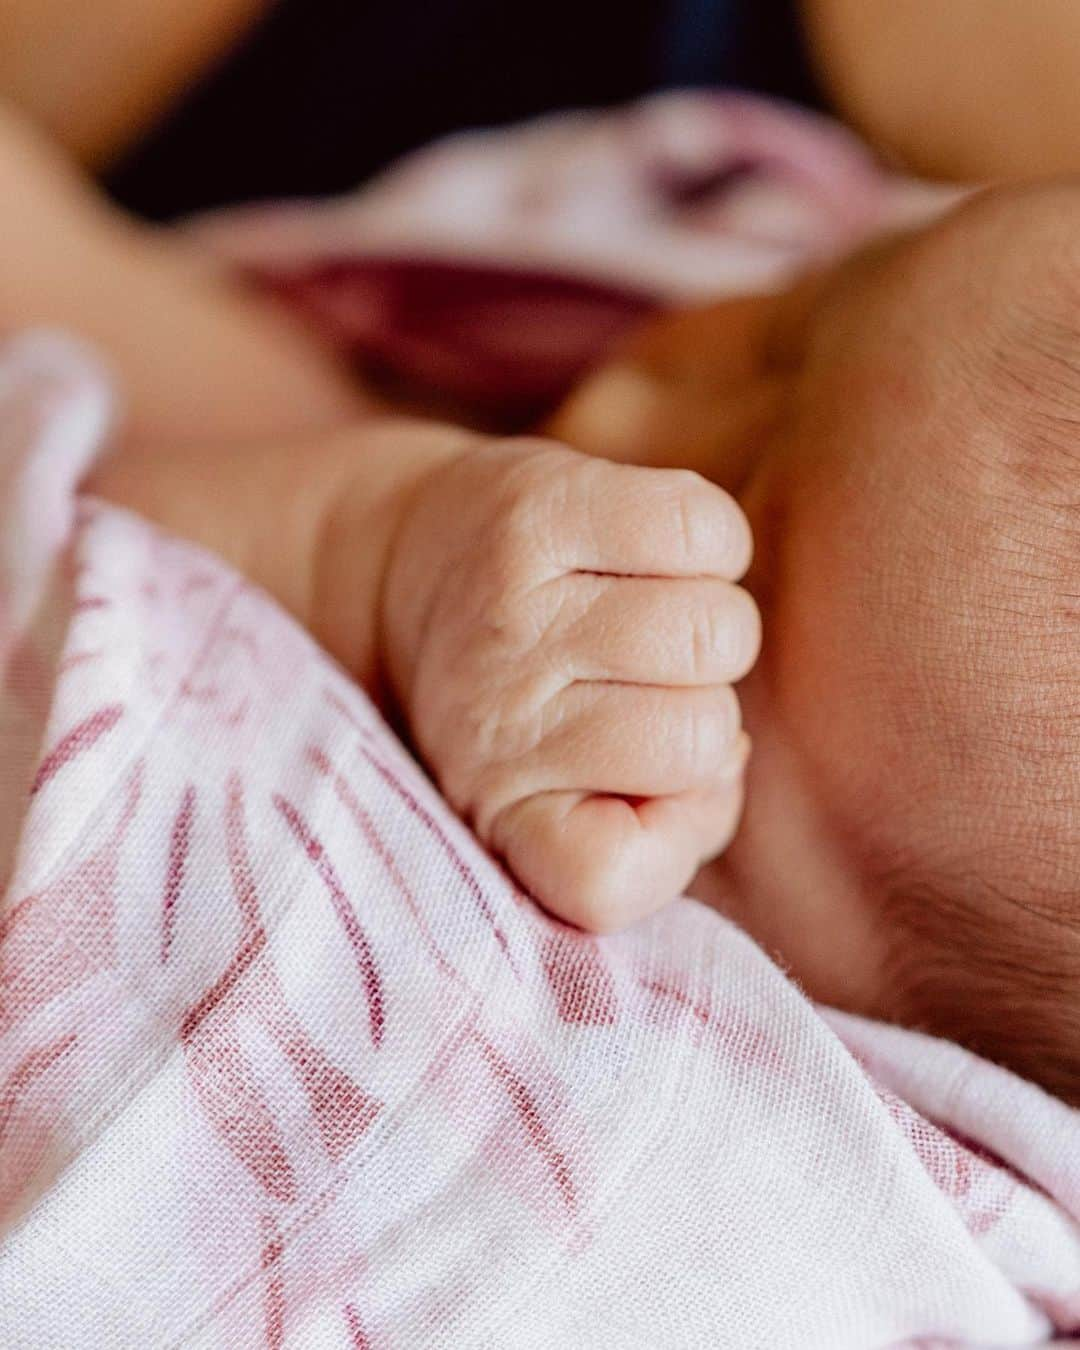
[[827, 192, 1080, 1096], [716, 186, 1080, 1098], [881, 360, 1080, 1099]]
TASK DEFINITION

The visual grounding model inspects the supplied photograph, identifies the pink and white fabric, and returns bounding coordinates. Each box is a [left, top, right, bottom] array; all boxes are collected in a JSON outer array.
[[1, 95, 1078, 1347], [191, 91, 961, 425]]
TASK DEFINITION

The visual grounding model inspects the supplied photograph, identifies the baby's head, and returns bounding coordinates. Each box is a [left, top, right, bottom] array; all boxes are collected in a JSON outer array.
[[719, 186, 1080, 1098], [556, 183, 1080, 1096]]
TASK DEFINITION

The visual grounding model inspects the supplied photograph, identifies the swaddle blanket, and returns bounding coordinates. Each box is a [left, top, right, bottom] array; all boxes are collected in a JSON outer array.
[[0, 96, 1078, 1349]]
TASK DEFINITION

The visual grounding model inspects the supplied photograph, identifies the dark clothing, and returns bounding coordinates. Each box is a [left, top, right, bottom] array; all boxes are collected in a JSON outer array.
[[106, 0, 819, 219]]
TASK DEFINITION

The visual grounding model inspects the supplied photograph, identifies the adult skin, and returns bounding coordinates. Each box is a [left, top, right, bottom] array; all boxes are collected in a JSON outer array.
[[0, 99, 362, 449], [802, 0, 1080, 180], [0, 0, 263, 164], [4, 0, 1080, 181]]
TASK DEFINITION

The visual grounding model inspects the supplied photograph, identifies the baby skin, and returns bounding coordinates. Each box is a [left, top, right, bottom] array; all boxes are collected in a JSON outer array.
[[556, 184, 1080, 1100]]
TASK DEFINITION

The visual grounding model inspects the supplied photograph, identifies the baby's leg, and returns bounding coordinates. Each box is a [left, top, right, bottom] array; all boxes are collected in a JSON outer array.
[[0, 101, 362, 451]]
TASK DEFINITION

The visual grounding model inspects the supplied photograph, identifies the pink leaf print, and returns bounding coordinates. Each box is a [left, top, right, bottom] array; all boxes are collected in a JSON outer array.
[[875, 1085, 1013, 1238], [160, 784, 196, 963], [476, 1034, 576, 1215], [186, 1028, 298, 1206], [30, 702, 123, 795], [273, 794, 385, 1049], [640, 975, 786, 1075], [261, 1212, 287, 1349], [306, 745, 458, 982], [57, 649, 101, 675], [182, 774, 380, 1195], [0, 1031, 77, 1218], [359, 745, 517, 974], [0, 1030, 77, 1150], [0, 761, 140, 1036], [180, 927, 268, 1043], [541, 932, 617, 1026], [224, 772, 261, 933], [343, 1303, 371, 1348], [260, 994, 381, 1161]]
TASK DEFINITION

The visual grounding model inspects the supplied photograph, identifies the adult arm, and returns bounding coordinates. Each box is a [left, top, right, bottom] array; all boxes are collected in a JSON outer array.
[[802, 0, 1080, 180]]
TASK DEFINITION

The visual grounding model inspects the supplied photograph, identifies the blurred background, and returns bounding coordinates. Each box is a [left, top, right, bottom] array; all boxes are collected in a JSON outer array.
[[102, 0, 820, 217]]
